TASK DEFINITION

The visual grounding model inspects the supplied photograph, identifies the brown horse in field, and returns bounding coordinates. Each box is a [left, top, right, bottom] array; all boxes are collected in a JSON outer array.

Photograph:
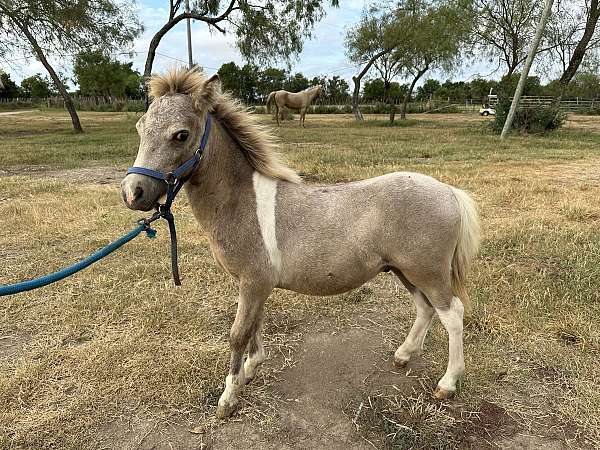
[[266, 85, 323, 127]]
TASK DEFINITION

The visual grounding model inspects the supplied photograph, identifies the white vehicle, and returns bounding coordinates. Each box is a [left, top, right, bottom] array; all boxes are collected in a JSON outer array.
[[479, 107, 496, 116]]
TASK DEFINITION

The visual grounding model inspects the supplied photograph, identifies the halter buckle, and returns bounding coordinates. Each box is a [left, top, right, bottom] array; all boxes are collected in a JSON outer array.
[[165, 172, 177, 185]]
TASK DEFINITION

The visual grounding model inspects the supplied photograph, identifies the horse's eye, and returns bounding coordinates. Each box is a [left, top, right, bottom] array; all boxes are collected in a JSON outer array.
[[174, 130, 189, 142]]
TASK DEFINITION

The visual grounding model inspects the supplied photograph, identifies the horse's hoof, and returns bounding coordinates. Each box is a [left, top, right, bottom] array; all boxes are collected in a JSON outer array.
[[393, 357, 409, 368], [432, 386, 454, 400], [216, 401, 237, 419]]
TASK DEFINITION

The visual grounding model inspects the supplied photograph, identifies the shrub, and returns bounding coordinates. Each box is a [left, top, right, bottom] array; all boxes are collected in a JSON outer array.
[[492, 99, 566, 134]]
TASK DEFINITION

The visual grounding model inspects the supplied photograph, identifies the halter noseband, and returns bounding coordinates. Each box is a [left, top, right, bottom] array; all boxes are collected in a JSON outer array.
[[126, 114, 212, 285]]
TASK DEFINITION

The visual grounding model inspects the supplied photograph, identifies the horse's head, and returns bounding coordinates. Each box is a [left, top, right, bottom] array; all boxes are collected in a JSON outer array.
[[121, 69, 219, 211]]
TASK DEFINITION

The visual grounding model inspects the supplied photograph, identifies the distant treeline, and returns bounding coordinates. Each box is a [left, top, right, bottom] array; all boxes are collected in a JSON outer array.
[[2, 55, 600, 106]]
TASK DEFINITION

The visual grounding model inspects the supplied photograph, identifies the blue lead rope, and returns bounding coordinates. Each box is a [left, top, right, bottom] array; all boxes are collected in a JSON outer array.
[[0, 222, 156, 297], [1, 114, 212, 297]]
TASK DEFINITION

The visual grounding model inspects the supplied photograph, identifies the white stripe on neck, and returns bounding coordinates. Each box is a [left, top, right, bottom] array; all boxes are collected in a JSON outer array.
[[252, 171, 281, 278]]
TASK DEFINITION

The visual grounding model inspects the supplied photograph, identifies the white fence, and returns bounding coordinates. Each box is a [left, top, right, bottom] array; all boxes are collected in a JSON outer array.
[[488, 95, 599, 111]]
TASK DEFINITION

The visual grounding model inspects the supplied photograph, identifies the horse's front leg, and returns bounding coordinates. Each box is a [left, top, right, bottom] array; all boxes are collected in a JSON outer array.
[[244, 312, 265, 383], [216, 281, 271, 419]]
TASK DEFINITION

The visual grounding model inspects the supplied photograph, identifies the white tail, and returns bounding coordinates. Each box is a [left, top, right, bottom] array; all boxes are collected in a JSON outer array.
[[450, 188, 481, 313]]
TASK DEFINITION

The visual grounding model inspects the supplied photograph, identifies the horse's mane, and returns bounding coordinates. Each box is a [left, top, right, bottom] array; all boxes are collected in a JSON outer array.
[[303, 85, 321, 92], [148, 68, 301, 184]]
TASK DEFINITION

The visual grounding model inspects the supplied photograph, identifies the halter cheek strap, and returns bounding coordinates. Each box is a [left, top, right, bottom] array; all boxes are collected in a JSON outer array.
[[125, 114, 212, 285]]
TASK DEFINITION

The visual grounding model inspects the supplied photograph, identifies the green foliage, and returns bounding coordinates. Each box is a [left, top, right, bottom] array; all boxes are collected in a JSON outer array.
[[497, 74, 544, 98], [216, 61, 350, 104], [230, 0, 339, 64], [326, 76, 350, 103], [284, 73, 310, 93], [73, 50, 144, 98], [257, 67, 287, 99], [492, 100, 566, 134], [0, 72, 21, 98], [363, 79, 408, 102], [415, 79, 441, 100], [0, 1, 142, 56], [20, 74, 55, 98]]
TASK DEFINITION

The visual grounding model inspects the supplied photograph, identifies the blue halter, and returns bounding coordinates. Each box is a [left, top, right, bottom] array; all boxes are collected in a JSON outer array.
[[126, 114, 212, 285]]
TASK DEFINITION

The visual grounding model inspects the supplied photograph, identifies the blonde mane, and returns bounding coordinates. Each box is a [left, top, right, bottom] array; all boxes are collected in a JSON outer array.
[[148, 68, 301, 184]]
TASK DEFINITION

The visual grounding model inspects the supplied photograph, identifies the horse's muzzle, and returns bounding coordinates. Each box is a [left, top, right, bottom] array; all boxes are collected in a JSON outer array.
[[121, 174, 165, 211]]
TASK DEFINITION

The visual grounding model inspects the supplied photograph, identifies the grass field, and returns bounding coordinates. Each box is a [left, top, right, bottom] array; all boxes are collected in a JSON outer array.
[[1, 111, 599, 449]]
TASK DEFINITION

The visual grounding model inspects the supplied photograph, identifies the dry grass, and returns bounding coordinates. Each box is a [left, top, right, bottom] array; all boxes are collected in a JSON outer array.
[[1, 111, 600, 448]]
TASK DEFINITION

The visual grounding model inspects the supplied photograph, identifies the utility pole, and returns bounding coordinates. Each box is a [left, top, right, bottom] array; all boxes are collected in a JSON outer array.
[[501, 0, 554, 139], [185, 0, 193, 69]]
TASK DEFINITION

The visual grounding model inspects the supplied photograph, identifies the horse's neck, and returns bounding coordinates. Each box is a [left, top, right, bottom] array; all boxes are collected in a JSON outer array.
[[306, 88, 318, 101], [185, 121, 253, 229]]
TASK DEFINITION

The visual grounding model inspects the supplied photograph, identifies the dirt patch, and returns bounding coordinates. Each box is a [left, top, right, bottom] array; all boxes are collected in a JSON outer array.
[[0, 333, 30, 364], [0, 110, 38, 116], [0, 165, 123, 185], [209, 321, 408, 449]]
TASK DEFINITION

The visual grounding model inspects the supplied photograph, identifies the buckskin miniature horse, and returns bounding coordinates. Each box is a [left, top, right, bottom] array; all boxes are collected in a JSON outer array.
[[121, 68, 480, 419]]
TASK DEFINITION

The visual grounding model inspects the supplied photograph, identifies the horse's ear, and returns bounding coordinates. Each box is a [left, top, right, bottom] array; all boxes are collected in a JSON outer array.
[[206, 74, 219, 85], [193, 73, 220, 111]]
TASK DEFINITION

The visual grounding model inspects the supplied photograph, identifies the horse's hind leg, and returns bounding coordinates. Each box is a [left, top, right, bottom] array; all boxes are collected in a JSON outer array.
[[421, 285, 465, 400], [393, 288, 435, 367], [217, 281, 271, 419], [393, 266, 465, 399]]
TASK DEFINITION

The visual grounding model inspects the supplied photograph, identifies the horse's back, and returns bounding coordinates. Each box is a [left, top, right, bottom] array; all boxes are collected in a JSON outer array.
[[272, 171, 461, 294]]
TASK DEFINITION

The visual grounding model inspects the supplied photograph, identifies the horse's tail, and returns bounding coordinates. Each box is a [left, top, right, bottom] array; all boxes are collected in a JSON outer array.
[[266, 91, 275, 113], [450, 187, 480, 314]]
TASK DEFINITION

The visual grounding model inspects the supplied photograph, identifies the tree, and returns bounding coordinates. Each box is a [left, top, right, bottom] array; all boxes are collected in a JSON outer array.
[[21, 74, 54, 98], [345, 7, 396, 120], [217, 62, 258, 103], [0, 1, 141, 132], [469, 77, 498, 104], [74, 51, 144, 98], [373, 51, 404, 121], [257, 67, 288, 101], [144, 0, 339, 80], [0, 72, 21, 98], [394, 0, 473, 120], [284, 73, 310, 92], [416, 78, 441, 100], [363, 78, 387, 102], [552, 0, 600, 98], [363, 78, 406, 104], [473, 0, 542, 78], [347, 0, 472, 121], [326, 76, 350, 103]]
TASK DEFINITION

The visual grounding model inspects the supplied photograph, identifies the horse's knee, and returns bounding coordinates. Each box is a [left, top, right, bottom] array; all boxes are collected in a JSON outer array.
[[229, 323, 253, 351]]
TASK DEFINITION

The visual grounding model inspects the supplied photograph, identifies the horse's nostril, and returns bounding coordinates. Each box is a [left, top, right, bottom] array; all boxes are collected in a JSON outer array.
[[133, 186, 143, 200]]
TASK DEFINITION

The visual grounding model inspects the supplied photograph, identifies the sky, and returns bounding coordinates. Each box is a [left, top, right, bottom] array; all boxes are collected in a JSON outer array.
[[3, 0, 497, 88]]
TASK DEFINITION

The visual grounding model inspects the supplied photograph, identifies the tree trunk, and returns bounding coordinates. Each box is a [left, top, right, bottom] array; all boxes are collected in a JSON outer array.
[[352, 76, 363, 121], [400, 66, 429, 120], [556, 0, 600, 100], [383, 80, 395, 123], [501, 0, 554, 139], [351, 50, 389, 121], [18, 21, 83, 132], [144, 21, 179, 79], [143, 4, 235, 79]]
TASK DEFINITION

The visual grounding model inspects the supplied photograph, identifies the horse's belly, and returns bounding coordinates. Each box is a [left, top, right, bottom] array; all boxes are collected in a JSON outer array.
[[277, 257, 384, 296]]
